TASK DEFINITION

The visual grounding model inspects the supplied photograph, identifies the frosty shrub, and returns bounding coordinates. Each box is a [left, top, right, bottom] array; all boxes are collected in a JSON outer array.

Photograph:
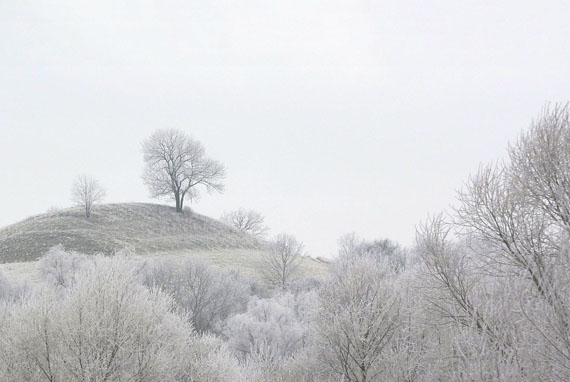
[[225, 292, 315, 363], [0, 270, 28, 302], [179, 334, 244, 381], [0, 255, 194, 382], [337, 233, 408, 273], [37, 245, 90, 289], [243, 347, 323, 382]]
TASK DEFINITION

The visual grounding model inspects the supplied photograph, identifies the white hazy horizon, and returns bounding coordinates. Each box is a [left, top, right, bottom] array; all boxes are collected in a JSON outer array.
[[1, 0, 569, 258]]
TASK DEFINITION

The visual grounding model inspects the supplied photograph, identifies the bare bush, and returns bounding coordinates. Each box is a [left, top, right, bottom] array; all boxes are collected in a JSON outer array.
[[221, 208, 269, 237]]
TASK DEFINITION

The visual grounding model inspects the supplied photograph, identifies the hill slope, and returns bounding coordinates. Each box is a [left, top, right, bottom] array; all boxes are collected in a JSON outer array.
[[0, 203, 265, 263], [0, 203, 330, 280]]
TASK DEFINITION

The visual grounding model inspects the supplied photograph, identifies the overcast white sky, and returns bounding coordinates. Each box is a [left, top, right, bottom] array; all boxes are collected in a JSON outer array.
[[1, 0, 569, 258]]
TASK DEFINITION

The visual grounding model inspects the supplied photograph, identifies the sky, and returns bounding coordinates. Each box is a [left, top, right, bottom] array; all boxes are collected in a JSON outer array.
[[1, 0, 569, 258]]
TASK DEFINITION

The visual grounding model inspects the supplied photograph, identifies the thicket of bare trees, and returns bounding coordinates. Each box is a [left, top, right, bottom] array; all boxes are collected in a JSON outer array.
[[71, 174, 105, 218], [142, 259, 252, 333], [142, 129, 225, 212], [1, 255, 191, 381]]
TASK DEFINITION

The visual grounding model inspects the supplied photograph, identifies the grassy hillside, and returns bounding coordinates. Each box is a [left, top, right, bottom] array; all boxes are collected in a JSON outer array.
[[0, 203, 266, 262], [0, 203, 329, 279]]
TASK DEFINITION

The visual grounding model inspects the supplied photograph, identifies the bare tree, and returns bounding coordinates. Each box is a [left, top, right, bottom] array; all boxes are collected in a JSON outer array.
[[71, 175, 105, 218], [221, 209, 269, 237], [316, 257, 401, 382], [142, 129, 225, 212], [337, 232, 362, 258], [413, 104, 570, 380], [509, 103, 570, 228], [0, 255, 196, 382], [260, 234, 304, 289]]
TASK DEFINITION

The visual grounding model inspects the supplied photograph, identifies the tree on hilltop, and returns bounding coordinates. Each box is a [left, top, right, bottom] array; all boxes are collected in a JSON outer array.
[[71, 175, 105, 218], [142, 129, 225, 212]]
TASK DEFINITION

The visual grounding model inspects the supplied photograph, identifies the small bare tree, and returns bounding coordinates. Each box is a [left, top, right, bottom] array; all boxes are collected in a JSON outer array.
[[71, 175, 105, 218], [261, 234, 304, 289], [221, 209, 269, 237], [142, 129, 225, 212]]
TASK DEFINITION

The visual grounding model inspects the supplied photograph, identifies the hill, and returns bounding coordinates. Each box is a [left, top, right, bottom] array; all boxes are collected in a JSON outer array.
[[0, 203, 329, 279], [0, 203, 266, 262]]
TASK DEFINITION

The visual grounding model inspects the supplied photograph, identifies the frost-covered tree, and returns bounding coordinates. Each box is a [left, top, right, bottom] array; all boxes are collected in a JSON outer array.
[[142, 129, 225, 212], [261, 234, 305, 289], [416, 216, 528, 380], [225, 293, 315, 362], [71, 174, 105, 218], [414, 104, 570, 380], [0, 255, 195, 381], [221, 208, 269, 237], [315, 256, 401, 382]]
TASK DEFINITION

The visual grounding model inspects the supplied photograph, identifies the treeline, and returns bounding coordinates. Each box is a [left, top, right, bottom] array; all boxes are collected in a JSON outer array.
[[0, 240, 408, 382]]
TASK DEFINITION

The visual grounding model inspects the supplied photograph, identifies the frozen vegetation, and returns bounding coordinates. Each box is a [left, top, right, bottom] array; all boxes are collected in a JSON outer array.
[[1, 105, 570, 381]]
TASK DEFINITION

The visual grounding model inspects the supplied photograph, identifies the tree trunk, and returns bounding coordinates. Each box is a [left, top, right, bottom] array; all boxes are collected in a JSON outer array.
[[175, 191, 181, 212], [179, 190, 188, 213]]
